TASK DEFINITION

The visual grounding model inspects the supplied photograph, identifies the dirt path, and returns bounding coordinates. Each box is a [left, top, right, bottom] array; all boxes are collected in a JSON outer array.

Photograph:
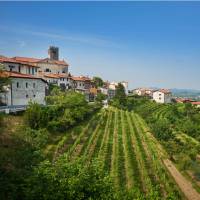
[[164, 159, 200, 200]]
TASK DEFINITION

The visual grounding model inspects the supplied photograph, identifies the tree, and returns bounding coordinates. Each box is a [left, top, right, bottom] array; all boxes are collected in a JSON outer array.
[[95, 93, 106, 103], [25, 158, 117, 200], [0, 63, 10, 93], [93, 76, 103, 88], [113, 83, 127, 108]]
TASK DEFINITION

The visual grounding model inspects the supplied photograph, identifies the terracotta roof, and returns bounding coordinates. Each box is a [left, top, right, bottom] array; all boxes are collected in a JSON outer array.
[[0, 71, 46, 82], [0, 57, 39, 68], [154, 89, 171, 94], [71, 76, 91, 81], [13, 57, 68, 66], [13, 56, 41, 63], [0, 57, 17, 63], [44, 73, 68, 79], [191, 102, 200, 105], [40, 58, 68, 66]]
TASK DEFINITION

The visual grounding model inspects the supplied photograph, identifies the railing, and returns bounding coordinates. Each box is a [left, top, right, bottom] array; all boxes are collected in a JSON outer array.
[[0, 105, 27, 113]]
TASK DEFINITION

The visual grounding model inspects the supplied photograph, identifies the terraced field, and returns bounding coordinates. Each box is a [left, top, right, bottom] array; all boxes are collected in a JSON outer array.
[[53, 107, 200, 199]]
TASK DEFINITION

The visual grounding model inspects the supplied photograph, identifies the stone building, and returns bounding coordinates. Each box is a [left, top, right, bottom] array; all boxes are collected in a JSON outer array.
[[0, 71, 47, 106]]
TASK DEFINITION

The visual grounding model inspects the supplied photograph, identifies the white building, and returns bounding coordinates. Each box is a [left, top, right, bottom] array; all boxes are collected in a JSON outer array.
[[121, 81, 128, 94], [0, 71, 47, 106], [99, 87, 108, 95], [153, 89, 172, 103]]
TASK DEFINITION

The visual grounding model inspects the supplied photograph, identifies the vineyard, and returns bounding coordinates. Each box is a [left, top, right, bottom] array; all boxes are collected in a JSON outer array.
[[53, 107, 185, 199]]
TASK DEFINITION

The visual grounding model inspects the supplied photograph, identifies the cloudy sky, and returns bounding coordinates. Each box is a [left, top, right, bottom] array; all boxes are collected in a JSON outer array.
[[0, 1, 200, 90]]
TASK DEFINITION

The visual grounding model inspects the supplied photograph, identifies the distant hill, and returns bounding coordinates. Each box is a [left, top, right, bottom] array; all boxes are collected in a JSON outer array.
[[170, 88, 200, 99]]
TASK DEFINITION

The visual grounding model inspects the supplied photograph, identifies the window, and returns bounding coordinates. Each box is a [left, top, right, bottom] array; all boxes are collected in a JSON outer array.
[[45, 68, 51, 72], [32, 67, 34, 75], [35, 68, 37, 73], [33, 83, 36, 88], [18, 66, 21, 73], [28, 67, 31, 74], [9, 65, 14, 71], [26, 94, 29, 98], [17, 82, 19, 88], [33, 95, 36, 98], [159, 97, 161, 100], [26, 82, 28, 88], [79, 83, 81, 86]]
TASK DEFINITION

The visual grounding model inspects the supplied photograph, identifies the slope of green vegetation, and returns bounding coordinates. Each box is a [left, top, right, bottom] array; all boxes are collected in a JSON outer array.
[[1, 86, 200, 199], [128, 97, 200, 190]]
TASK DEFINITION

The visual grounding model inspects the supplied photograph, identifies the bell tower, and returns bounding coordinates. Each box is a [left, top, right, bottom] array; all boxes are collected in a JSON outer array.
[[48, 46, 59, 60]]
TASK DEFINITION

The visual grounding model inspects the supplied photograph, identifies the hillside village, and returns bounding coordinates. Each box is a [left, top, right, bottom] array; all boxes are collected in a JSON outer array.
[[0, 46, 128, 108], [0, 46, 200, 110]]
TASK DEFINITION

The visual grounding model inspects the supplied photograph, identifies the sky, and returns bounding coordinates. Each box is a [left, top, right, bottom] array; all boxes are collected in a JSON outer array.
[[0, 2, 200, 90]]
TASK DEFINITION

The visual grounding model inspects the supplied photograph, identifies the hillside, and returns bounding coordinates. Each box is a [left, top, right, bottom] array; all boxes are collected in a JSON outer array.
[[1, 97, 200, 199]]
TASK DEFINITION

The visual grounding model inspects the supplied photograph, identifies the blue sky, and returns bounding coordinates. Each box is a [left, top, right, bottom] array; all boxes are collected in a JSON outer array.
[[0, 2, 200, 90]]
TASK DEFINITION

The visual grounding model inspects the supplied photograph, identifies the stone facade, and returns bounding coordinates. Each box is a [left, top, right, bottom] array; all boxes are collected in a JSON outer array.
[[0, 77, 46, 106]]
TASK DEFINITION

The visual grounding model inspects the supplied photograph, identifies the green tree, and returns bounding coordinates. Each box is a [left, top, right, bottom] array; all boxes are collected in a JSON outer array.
[[112, 83, 127, 108], [0, 63, 10, 93], [95, 93, 106, 103], [25, 158, 117, 200], [24, 102, 44, 129], [93, 76, 103, 88]]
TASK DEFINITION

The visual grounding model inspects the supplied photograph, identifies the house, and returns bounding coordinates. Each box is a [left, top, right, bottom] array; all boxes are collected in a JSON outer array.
[[0, 56, 39, 76], [0, 47, 69, 89], [132, 88, 154, 97], [121, 81, 128, 94], [99, 87, 108, 96], [191, 102, 200, 108], [12, 46, 69, 75], [43, 73, 72, 90], [153, 89, 172, 103], [0, 71, 47, 106], [71, 76, 92, 93], [132, 88, 146, 96], [107, 82, 118, 99]]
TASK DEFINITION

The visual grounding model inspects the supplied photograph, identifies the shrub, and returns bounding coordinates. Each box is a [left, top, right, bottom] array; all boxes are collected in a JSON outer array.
[[24, 158, 117, 200]]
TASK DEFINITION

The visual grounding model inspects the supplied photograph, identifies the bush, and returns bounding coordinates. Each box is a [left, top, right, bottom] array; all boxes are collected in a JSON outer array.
[[24, 158, 117, 200], [24, 102, 44, 129]]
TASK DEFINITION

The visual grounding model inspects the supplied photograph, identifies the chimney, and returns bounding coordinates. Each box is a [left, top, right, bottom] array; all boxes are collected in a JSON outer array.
[[48, 46, 59, 60]]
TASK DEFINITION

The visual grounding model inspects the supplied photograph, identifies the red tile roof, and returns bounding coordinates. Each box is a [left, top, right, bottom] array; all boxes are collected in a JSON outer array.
[[192, 102, 200, 105], [0, 71, 46, 82], [12, 56, 41, 63], [13, 57, 68, 66], [154, 89, 171, 94], [44, 73, 68, 79], [0, 56, 39, 68], [71, 76, 91, 81]]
